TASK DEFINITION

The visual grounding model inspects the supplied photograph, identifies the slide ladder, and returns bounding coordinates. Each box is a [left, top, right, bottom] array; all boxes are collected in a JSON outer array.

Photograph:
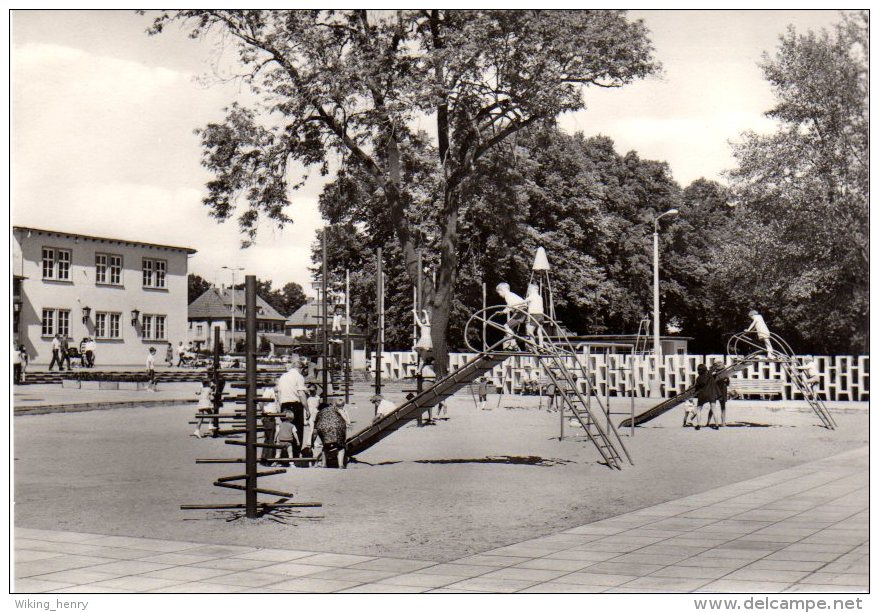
[[728, 332, 836, 430], [466, 307, 632, 469], [346, 347, 508, 457]]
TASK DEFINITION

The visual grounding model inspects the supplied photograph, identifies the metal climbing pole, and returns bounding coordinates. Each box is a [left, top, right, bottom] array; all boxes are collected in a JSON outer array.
[[244, 275, 258, 518]]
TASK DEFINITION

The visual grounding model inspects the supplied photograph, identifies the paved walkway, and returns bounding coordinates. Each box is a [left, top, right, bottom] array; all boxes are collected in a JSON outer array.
[[14, 446, 868, 594]]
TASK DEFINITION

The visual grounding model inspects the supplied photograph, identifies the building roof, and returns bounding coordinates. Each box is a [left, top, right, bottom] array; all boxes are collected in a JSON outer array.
[[189, 287, 287, 322], [13, 226, 197, 254], [260, 333, 298, 347], [286, 298, 353, 328]]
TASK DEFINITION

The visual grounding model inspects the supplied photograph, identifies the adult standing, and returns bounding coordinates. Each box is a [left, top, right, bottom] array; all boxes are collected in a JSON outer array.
[[276, 360, 309, 458], [165, 342, 173, 366], [49, 334, 64, 371], [694, 363, 720, 430], [60, 336, 71, 371], [710, 360, 730, 427]]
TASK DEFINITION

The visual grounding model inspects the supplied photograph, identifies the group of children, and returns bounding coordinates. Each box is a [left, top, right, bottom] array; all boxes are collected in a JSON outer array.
[[496, 282, 546, 348], [190, 365, 354, 468]]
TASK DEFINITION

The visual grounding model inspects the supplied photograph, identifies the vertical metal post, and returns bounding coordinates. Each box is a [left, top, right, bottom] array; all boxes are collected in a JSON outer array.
[[629, 368, 635, 438], [652, 227, 662, 398], [321, 233, 329, 402], [375, 248, 383, 403], [415, 250, 422, 355], [244, 275, 258, 519], [344, 268, 351, 404], [212, 326, 221, 433], [482, 282, 487, 351]]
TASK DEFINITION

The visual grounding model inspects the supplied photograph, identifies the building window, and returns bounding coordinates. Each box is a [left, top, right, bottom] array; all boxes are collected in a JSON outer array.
[[142, 314, 167, 340], [143, 258, 167, 288], [41, 309, 55, 336], [58, 310, 70, 337], [95, 312, 121, 339], [41, 247, 72, 280], [96, 253, 123, 285], [40, 308, 70, 337]]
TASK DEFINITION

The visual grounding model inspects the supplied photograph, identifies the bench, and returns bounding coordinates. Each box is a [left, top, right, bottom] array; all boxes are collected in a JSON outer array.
[[728, 378, 784, 398]]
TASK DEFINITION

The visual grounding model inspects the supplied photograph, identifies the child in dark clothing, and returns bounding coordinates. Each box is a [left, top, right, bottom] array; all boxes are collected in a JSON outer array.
[[694, 363, 720, 430]]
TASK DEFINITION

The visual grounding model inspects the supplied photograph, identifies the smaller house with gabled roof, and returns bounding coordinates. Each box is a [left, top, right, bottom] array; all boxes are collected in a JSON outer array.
[[188, 287, 286, 352]]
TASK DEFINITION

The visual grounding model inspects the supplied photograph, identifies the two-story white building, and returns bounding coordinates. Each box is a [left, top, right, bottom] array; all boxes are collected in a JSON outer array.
[[12, 226, 195, 366]]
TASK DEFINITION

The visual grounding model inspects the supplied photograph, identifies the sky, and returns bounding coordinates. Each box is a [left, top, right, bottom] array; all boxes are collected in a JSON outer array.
[[11, 10, 845, 293]]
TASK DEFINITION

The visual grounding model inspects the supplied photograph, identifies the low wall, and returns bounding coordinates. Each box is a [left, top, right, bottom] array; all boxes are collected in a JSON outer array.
[[371, 351, 869, 401]]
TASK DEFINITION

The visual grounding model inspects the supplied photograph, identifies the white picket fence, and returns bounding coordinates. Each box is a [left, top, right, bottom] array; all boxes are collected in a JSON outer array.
[[372, 351, 869, 401]]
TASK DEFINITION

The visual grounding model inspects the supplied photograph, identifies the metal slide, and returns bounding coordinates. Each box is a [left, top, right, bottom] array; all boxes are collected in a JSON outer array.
[[618, 355, 757, 428], [345, 348, 508, 457]]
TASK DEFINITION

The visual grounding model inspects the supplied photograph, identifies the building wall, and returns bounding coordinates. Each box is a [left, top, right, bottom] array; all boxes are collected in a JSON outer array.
[[13, 229, 190, 365]]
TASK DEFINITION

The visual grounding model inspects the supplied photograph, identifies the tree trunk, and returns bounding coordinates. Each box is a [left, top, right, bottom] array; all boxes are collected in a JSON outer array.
[[430, 190, 459, 377]]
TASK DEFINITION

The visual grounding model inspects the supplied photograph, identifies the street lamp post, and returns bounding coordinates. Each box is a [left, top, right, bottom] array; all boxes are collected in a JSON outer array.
[[652, 208, 678, 398], [222, 266, 244, 353]]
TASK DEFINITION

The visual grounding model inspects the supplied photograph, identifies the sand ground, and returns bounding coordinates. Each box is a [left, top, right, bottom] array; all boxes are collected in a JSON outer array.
[[13, 388, 867, 562]]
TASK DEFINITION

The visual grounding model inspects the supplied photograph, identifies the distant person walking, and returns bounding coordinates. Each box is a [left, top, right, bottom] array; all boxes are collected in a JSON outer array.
[[48, 334, 64, 371], [145, 347, 158, 391], [165, 342, 174, 366], [60, 336, 72, 371], [175, 341, 187, 367]]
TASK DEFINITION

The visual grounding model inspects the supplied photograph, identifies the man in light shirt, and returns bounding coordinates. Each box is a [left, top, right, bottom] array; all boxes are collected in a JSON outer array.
[[276, 359, 309, 457]]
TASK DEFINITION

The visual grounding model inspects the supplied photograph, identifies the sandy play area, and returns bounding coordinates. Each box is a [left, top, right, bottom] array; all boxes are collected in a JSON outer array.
[[13, 386, 867, 562]]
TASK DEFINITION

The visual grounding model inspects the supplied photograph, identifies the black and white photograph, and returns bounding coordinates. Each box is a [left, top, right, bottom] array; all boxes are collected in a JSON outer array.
[[8, 6, 870, 605]]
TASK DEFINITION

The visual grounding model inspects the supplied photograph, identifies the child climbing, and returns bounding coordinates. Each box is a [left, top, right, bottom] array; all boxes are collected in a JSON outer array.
[[524, 283, 546, 346], [331, 306, 344, 343], [496, 282, 526, 349], [796, 357, 821, 392], [413, 308, 434, 373], [745, 310, 775, 357]]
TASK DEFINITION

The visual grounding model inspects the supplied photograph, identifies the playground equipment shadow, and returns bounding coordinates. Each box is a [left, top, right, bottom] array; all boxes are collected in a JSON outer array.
[[13, 389, 868, 564]]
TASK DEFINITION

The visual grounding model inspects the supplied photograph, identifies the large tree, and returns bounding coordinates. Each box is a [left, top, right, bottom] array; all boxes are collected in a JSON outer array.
[[145, 9, 658, 373], [715, 11, 868, 354], [187, 273, 212, 304], [319, 126, 687, 350]]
